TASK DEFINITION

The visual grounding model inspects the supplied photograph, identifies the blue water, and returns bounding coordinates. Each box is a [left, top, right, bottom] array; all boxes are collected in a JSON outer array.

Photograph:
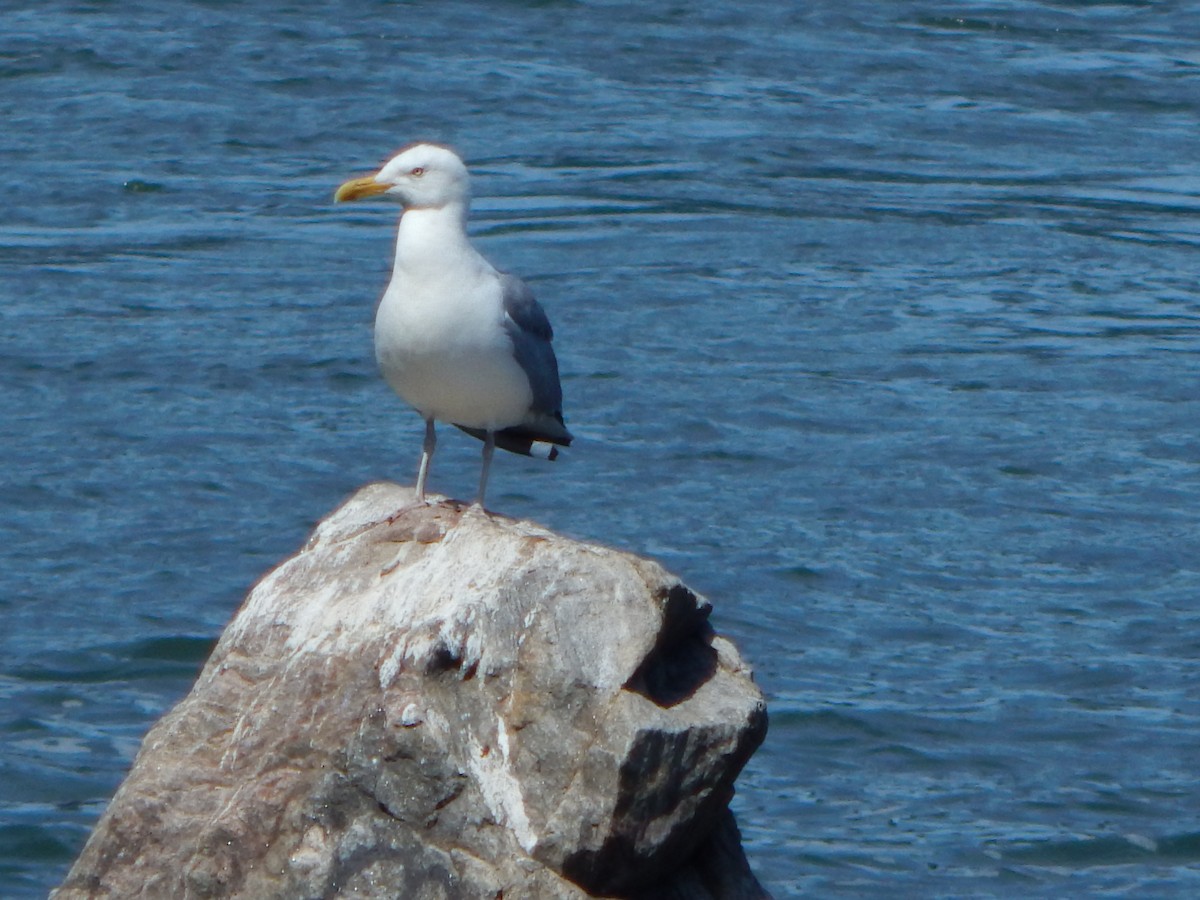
[[3, 1, 1200, 896]]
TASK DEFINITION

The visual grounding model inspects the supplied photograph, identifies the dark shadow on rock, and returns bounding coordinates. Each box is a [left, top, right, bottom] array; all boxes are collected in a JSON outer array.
[[626, 583, 719, 708]]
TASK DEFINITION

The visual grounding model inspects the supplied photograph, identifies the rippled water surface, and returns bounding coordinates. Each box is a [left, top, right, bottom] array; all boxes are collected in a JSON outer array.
[[4, 1, 1200, 896]]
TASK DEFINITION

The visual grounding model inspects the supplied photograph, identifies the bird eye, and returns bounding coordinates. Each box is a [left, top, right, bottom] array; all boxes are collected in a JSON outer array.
[[410, 167, 425, 177]]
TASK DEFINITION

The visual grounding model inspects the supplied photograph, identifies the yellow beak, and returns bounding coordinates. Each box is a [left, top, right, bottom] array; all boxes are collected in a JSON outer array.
[[334, 175, 390, 202]]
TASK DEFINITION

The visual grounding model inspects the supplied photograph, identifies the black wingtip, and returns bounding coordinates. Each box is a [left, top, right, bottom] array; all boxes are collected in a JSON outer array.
[[453, 424, 571, 459]]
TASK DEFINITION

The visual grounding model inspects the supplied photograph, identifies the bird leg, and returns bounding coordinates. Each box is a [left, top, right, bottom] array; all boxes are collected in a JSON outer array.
[[476, 430, 496, 508], [415, 417, 436, 502]]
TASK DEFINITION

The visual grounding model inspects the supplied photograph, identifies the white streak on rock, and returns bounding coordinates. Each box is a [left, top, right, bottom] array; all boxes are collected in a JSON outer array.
[[469, 717, 536, 852]]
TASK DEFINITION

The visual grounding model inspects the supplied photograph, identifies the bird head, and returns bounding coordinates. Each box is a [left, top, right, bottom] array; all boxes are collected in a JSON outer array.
[[335, 142, 470, 210]]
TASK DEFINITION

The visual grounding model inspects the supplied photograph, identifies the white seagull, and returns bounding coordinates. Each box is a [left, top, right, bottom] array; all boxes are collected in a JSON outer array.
[[335, 142, 572, 507]]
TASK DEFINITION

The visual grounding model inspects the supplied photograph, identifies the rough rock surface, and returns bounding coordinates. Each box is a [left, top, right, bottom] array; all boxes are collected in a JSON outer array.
[[55, 483, 770, 899]]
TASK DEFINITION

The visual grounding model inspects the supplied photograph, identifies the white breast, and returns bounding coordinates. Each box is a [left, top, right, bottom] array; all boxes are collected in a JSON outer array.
[[374, 266, 534, 429]]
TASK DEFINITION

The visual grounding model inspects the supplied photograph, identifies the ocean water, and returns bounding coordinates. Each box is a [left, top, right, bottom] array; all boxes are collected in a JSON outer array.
[[3, 1, 1200, 896]]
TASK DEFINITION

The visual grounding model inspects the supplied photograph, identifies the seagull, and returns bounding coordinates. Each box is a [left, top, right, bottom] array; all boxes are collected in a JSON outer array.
[[334, 143, 572, 508]]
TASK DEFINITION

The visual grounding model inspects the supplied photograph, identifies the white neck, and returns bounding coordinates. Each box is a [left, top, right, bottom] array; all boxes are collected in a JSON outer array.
[[393, 202, 476, 275]]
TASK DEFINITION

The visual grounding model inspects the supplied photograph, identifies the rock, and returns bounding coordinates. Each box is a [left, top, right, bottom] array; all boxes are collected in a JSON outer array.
[[55, 483, 770, 899]]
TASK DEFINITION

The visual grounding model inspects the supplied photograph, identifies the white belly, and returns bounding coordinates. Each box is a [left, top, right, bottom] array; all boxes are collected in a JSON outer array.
[[374, 275, 533, 429]]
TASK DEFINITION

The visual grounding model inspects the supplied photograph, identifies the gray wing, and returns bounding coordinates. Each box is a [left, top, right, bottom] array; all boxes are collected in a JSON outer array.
[[499, 272, 572, 445]]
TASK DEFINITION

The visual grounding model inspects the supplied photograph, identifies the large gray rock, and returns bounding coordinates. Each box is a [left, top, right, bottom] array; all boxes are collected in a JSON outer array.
[[55, 483, 769, 899]]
